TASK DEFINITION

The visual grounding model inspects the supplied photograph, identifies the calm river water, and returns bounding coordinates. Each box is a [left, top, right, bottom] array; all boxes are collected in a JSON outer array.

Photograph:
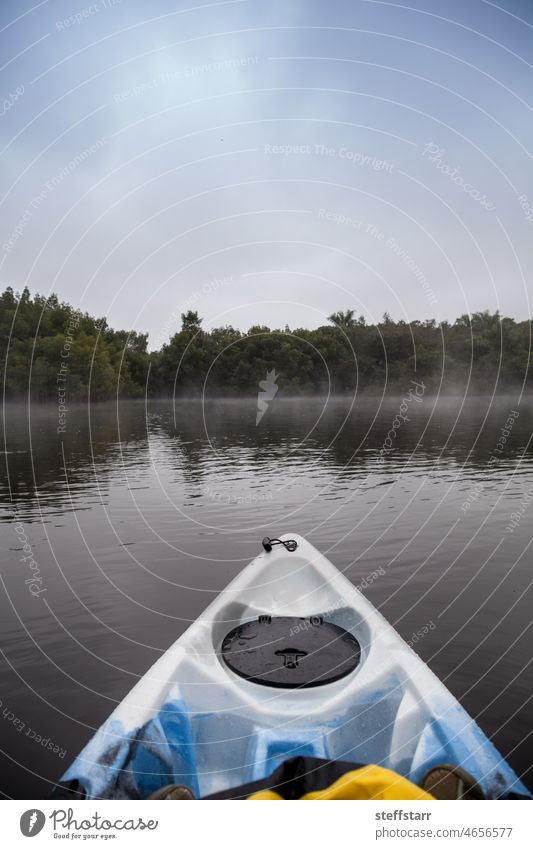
[[1, 396, 532, 797]]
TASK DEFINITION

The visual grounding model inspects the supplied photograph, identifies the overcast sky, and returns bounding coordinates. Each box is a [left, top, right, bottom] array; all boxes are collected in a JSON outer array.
[[1, 0, 532, 348]]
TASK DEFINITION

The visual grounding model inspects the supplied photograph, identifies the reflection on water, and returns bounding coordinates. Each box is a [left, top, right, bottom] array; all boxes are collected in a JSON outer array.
[[1, 396, 532, 797]]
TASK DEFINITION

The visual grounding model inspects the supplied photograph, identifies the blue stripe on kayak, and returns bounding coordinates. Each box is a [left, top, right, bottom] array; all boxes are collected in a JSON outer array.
[[61, 699, 200, 800], [60, 697, 531, 799]]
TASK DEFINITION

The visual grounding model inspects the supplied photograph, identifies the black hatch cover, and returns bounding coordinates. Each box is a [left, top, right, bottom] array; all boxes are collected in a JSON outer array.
[[221, 615, 361, 688]]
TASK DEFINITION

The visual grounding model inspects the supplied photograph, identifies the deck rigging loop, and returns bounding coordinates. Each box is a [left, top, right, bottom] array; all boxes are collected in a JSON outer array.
[[262, 536, 298, 552]]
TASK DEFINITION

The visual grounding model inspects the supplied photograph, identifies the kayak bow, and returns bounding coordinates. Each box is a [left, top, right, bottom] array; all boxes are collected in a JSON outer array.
[[58, 534, 531, 800]]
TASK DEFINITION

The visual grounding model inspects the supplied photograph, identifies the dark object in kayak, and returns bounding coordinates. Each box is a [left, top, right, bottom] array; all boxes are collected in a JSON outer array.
[[149, 783, 195, 800], [421, 764, 485, 800], [221, 615, 361, 688]]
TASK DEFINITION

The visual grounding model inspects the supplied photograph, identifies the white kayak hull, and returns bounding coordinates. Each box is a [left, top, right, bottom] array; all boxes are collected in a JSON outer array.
[[59, 534, 530, 799]]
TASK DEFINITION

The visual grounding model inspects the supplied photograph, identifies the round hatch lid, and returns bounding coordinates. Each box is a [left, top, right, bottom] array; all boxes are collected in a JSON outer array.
[[221, 615, 361, 688]]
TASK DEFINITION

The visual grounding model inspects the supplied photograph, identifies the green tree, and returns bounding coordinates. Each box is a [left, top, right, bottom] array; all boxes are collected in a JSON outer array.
[[328, 309, 357, 329]]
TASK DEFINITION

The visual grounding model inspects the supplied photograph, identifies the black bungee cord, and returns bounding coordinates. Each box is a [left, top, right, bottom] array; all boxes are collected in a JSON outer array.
[[262, 536, 298, 553]]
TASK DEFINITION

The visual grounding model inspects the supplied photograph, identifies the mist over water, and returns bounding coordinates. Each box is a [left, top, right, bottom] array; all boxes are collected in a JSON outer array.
[[1, 395, 532, 797]]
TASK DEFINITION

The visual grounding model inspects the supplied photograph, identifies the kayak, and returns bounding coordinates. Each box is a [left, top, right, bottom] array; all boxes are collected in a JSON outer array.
[[57, 533, 530, 800]]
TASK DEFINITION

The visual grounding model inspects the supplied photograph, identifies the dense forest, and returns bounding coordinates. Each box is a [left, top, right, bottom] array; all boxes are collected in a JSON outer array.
[[0, 286, 531, 400]]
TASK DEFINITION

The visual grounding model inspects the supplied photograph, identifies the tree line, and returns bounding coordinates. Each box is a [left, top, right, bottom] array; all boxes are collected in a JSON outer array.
[[1, 287, 530, 400]]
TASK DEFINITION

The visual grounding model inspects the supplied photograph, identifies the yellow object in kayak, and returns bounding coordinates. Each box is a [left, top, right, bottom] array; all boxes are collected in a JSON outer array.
[[247, 764, 434, 801]]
